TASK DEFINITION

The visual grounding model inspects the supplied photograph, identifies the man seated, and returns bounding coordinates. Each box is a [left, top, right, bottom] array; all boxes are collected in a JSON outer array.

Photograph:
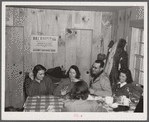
[[89, 60, 112, 97]]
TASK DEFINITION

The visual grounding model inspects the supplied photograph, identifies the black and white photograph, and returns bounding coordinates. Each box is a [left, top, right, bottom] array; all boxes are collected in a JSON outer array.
[[1, 1, 147, 120]]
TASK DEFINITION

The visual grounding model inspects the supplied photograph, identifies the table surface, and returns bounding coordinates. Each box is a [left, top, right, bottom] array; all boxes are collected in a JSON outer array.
[[24, 95, 137, 112], [23, 95, 64, 112], [87, 95, 137, 112], [101, 103, 136, 113]]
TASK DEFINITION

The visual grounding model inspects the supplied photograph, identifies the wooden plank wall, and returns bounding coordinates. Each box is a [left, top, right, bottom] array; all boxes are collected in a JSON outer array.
[[6, 6, 143, 75], [5, 27, 24, 108], [112, 6, 144, 84], [111, 11, 118, 42], [112, 8, 132, 40], [6, 7, 112, 73], [111, 8, 132, 63], [113, 6, 144, 55], [101, 12, 112, 55], [6, 6, 145, 108]]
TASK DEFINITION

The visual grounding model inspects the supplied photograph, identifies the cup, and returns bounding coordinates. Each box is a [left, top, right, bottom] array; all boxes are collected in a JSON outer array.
[[123, 97, 130, 106], [105, 96, 113, 104]]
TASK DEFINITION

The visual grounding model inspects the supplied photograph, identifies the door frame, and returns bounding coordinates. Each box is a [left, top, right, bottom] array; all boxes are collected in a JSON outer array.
[[65, 28, 93, 85], [65, 28, 93, 67], [6, 26, 25, 78], [5, 26, 25, 108]]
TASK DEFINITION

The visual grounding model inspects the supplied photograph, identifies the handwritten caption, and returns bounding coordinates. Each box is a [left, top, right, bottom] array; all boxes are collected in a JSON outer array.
[[74, 114, 82, 117]]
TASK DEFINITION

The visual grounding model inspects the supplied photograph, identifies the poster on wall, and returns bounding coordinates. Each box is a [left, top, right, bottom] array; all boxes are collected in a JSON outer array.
[[30, 35, 58, 53]]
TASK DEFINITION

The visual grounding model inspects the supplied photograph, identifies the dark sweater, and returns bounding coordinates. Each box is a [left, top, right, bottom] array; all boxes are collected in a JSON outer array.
[[25, 76, 53, 96], [134, 96, 143, 112], [113, 83, 130, 97], [53, 78, 75, 96]]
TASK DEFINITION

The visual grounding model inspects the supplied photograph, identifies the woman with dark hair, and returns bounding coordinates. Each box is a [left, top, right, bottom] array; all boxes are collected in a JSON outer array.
[[62, 80, 107, 112], [66, 65, 81, 79], [112, 68, 133, 97], [70, 80, 89, 100], [53, 65, 81, 96], [25, 64, 53, 96]]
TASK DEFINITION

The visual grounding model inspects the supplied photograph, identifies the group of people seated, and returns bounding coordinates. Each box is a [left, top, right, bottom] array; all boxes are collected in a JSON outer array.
[[24, 59, 143, 112]]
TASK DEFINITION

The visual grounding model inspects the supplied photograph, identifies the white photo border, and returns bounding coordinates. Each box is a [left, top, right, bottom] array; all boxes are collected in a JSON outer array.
[[1, 1, 148, 120]]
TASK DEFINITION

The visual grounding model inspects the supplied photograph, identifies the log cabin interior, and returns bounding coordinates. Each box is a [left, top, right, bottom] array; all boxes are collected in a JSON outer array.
[[5, 5, 144, 110]]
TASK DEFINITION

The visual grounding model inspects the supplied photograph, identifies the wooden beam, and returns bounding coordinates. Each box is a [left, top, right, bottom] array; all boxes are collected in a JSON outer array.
[[130, 19, 144, 29], [6, 6, 131, 12]]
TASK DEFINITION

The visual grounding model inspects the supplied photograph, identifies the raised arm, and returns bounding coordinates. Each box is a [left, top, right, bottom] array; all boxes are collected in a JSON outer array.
[[53, 79, 66, 96]]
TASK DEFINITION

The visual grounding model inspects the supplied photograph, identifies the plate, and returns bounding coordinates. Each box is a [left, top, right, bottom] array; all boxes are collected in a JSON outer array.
[[109, 103, 119, 108]]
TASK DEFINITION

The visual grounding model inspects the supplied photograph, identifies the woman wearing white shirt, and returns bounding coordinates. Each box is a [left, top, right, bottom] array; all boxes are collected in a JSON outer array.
[[112, 68, 133, 97]]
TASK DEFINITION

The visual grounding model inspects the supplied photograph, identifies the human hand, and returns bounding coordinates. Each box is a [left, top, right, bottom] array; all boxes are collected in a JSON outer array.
[[29, 72, 34, 80], [61, 89, 67, 95], [89, 88, 95, 94], [47, 106, 55, 112], [61, 85, 69, 95]]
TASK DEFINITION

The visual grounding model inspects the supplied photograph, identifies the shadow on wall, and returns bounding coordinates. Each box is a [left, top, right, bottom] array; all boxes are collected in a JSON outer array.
[[5, 106, 24, 112]]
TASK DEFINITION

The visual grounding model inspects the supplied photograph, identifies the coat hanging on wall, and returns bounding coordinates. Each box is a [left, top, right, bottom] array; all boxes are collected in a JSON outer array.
[[109, 38, 128, 86]]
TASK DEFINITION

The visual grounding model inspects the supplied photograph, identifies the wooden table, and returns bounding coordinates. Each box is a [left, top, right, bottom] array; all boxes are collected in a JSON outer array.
[[23, 95, 64, 112]]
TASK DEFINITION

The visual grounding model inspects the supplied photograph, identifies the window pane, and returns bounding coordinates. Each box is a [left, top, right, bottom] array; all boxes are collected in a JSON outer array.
[[141, 30, 144, 43], [134, 56, 136, 69], [138, 29, 141, 42], [141, 44, 144, 55], [135, 56, 140, 70], [135, 42, 140, 54], [133, 28, 144, 85], [139, 72, 144, 85], [140, 57, 144, 71], [134, 70, 139, 83]]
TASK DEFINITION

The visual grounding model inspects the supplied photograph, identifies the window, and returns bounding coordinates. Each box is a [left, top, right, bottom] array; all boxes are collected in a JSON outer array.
[[133, 29, 144, 85]]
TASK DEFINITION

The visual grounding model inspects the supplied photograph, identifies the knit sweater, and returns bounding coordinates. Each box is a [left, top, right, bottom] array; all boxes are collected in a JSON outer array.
[[53, 78, 76, 96], [25, 76, 53, 96]]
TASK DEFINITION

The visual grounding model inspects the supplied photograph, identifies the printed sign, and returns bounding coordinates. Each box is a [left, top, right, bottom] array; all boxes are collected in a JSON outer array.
[[30, 35, 58, 53]]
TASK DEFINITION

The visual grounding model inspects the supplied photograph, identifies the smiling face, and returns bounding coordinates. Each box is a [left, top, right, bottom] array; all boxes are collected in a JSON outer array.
[[35, 70, 45, 81], [119, 72, 127, 83], [69, 68, 77, 79], [92, 62, 102, 75]]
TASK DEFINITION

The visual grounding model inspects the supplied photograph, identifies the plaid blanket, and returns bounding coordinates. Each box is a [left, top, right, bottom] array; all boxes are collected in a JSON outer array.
[[23, 95, 64, 112]]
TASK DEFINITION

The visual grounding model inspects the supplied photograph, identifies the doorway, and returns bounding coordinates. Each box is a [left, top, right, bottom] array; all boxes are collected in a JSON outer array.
[[5, 26, 24, 108]]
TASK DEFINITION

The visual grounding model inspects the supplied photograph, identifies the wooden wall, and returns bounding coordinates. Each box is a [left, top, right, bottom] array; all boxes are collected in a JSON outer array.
[[6, 7, 112, 107], [6, 7, 112, 73], [111, 8, 132, 43], [5, 6, 144, 108], [5, 27, 24, 108], [111, 6, 144, 84], [128, 6, 144, 83], [111, 6, 144, 59]]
